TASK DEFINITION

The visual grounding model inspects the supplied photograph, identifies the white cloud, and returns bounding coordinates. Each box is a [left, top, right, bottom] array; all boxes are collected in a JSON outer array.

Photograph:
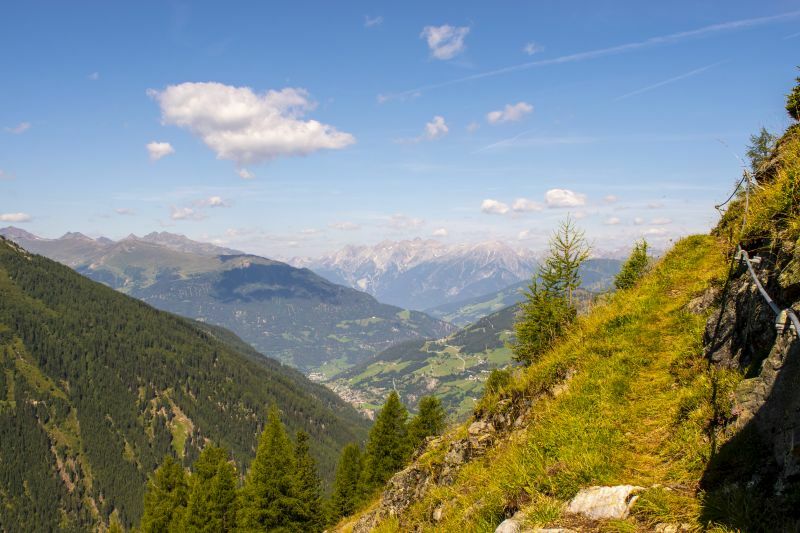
[[650, 217, 672, 225], [603, 195, 618, 204], [365, 15, 383, 27], [88, 72, 100, 81], [0, 212, 32, 222], [432, 227, 448, 237], [604, 216, 621, 225], [512, 197, 542, 212], [204, 196, 228, 208], [523, 42, 544, 55], [300, 228, 320, 236], [148, 82, 355, 166], [147, 141, 175, 161], [466, 121, 480, 133], [487, 102, 533, 124], [329, 221, 360, 231], [423, 115, 448, 140], [633, 217, 645, 225], [420, 25, 470, 60], [237, 168, 255, 179], [545, 188, 586, 208], [643, 227, 668, 236], [170, 206, 204, 220], [481, 199, 510, 215], [518, 229, 535, 240], [387, 214, 424, 230], [115, 208, 135, 215], [5, 122, 31, 134], [647, 201, 664, 209]]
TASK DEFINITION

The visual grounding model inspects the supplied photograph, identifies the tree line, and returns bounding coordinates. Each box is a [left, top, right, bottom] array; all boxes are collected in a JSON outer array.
[[141, 393, 445, 531]]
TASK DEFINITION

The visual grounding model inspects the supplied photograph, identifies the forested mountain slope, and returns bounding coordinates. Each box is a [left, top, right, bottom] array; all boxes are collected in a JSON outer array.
[[0, 237, 369, 531], [0, 229, 453, 372]]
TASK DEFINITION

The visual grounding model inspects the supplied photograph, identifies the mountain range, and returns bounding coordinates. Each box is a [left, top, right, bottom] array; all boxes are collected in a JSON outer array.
[[0, 235, 369, 530], [0, 228, 453, 373], [292, 239, 540, 311]]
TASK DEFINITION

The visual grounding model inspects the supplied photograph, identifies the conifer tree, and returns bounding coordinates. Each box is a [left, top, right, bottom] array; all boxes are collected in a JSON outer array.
[[291, 431, 323, 532], [513, 217, 588, 365], [237, 406, 299, 531], [329, 443, 364, 522], [787, 67, 800, 121], [141, 455, 188, 533], [408, 395, 446, 449], [183, 445, 237, 532], [361, 391, 410, 491], [614, 239, 649, 291]]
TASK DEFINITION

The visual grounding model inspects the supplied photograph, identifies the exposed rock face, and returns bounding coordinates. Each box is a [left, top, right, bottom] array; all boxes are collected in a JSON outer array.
[[703, 250, 800, 489], [564, 485, 644, 520]]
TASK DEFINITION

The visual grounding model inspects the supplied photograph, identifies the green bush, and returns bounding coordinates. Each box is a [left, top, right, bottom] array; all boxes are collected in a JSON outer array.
[[614, 239, 649, 290]]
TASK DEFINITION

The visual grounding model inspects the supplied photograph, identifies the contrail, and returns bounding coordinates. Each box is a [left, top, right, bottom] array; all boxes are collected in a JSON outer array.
[[614, 61, 725, 101], [379, 10, 800, 101]]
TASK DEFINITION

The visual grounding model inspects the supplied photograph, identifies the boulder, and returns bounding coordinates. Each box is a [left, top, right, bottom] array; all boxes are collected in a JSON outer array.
[[494, 517, 522, 533], [565, 485, 644, 520]]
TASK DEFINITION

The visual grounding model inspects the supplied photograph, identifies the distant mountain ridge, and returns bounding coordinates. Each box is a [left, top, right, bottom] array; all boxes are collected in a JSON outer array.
[[292, 239, 540, 310], [0, 228, 452, 373]]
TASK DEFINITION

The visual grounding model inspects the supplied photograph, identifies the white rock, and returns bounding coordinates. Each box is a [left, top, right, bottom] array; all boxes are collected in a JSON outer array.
[[565, 485, 644, 520], [495, 518, 521, 533]]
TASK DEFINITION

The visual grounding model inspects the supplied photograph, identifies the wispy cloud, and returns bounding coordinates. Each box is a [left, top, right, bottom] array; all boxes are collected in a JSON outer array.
[[0, 212, 32, 222], [364, 15, 383, 28], [614, 61, 725, 101], [5, 122, 31, 134], [523, 42, 544, 56], [784, 31, 800, 39], [420, 25, 470, 60], [381, 10, 800, 100]]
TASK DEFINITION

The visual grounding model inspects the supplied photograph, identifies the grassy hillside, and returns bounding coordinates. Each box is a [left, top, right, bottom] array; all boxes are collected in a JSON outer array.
[[0, 237, 369, 531], [338, 234, 738, 531]]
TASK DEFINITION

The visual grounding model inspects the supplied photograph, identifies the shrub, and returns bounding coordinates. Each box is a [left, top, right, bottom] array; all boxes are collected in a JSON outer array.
[[614, 239, 649, 290]]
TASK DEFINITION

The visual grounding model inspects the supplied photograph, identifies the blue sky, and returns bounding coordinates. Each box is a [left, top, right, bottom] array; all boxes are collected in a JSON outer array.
[[1, 1, 798, 258]]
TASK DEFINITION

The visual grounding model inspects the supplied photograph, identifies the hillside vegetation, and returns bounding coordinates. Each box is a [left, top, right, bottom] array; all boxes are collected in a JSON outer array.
[[0, 237, 368, 531], [336, 102, 800, 532]]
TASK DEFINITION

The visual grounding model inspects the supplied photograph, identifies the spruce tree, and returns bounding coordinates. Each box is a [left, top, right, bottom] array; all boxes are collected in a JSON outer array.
[[237, 406, 299, 532], [183, 445, 237, 532], [787, 67, 800, 121], [140, 455, 188, 533], [291, 431, 323, 532], [329, 443, 363, 522], [361, 391, 410, 491], [408, 396, 446, 449], [614, 239, 649, 291]]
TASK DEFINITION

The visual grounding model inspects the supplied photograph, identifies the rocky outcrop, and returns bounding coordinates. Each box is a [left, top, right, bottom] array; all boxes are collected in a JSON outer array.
[[703, 248, 800, 489]]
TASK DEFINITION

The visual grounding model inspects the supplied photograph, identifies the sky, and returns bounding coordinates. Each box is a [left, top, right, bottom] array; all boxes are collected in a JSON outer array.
[[1, 1, 798, 259]]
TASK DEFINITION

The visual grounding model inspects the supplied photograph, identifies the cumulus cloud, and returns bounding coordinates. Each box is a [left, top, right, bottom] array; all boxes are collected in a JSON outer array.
[[603, 195, 618, 204], [432, 227, 448, 237], [487, 102, 533, 124], [481, 199, 510, 215], [148, 82, 355, 166], [237, 168, 255, 179], [634, 217, 645, 225], [5, 122, 31, 134], [147, 141, 175, 161], [647, 201, 664, 209], [512, 197, 542, 212], [604, 216, 621, 225], [0, 212, 32, 222], [423, 115, 448, 140], [545, 188, 586, 208], [650, 217, 672, 225], [518, 229, 536, 240], [420, 24, 470, 60], [202, 196, 228, 208], [170, 206, 204, 221], [643, 228, 668, 236], [364, 15, 383, 27], [466, 121, 480, 133], [115, 208, 135, 215], [523, 42, 544, 55], [329, 221, 360, 231]]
